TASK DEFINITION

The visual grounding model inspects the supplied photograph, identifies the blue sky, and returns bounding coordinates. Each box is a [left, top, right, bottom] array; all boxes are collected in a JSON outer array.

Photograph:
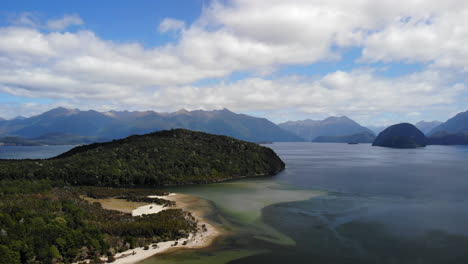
[[1, 0, 205, 47], [0, 0, 467, 126]]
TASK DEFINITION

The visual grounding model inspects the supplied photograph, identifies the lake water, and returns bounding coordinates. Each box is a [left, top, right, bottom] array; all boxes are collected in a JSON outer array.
[[0, 145, 75, 159], [140, 143, 468, 264], [3, 143, 468, 263]]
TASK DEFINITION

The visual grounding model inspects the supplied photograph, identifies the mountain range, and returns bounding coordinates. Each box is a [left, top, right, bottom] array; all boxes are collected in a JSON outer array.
[[370, 111, 468, 147], [415, 121, 443, 135], [423, 110, 468, 145], [427, 110, 468, 136], [0, 107, 301, 144], [278, 116, 375, 142], [1, 107, 466, 145]]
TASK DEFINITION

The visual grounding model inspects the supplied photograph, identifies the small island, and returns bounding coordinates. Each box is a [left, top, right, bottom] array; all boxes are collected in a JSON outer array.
[[372, 123, 427, 148]]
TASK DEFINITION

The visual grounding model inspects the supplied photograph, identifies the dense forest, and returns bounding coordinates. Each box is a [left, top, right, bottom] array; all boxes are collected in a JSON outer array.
[[0, 180, 197, 264], [0, 129, 285, 186]]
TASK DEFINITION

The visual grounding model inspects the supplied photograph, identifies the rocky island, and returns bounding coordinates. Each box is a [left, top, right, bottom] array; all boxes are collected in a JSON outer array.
[[372, 123, 427, 148]]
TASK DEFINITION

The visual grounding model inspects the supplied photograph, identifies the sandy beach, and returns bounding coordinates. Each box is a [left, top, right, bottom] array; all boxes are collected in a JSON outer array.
[[81, 193, 222, 264]]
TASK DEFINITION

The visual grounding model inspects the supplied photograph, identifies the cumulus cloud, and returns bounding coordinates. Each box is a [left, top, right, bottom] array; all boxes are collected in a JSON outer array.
[[146, 69, 466, 116], [158, 18, 185, 33], [361, 9, 468, 71], [0, 0, 467, 122]]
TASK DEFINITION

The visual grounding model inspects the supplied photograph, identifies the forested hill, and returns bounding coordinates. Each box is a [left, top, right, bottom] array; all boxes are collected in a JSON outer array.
[[0, 129, 285, 186]]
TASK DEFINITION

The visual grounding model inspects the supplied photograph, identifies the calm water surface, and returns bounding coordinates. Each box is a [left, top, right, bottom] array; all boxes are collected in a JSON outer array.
[[142, 143, 468, 264], [0, 145, 74, 159]]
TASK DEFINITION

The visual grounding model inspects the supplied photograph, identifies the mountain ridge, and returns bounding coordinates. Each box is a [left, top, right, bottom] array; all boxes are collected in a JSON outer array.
[[415, 120, 443, 135], [0, 107, 301, 143], [278, 116, 374, 141], [428, 110, 468, 136]]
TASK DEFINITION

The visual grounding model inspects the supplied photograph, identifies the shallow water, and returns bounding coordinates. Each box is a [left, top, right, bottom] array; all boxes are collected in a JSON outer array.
[[142, 143, 468, 264]]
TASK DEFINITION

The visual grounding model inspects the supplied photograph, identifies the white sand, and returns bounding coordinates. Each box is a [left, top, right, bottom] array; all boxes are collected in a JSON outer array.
[[131, 204, 167, 216], [112, 220, 218, 264], [75, 193, 219, 264], [105, 193, 219, 264], [131, 193, 178, 216]]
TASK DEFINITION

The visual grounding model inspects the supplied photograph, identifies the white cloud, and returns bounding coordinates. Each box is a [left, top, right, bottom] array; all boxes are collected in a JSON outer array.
[[361, 8, 468, 71], [0, 0, 467, 122], [8, 13, 83, 31], [3, 67, 464, 123], [145, 69, 466, 117], [10, 12, 40, 28], [46, 14, 83, 31], [158, 18, 185, 33]]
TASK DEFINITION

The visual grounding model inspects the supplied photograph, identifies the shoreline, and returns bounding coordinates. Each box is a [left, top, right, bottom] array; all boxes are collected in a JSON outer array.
[[82, 193, 223, 264]]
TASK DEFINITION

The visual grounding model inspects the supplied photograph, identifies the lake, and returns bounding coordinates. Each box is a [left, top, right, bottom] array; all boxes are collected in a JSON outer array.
[[141, 143, 468, 264], [0, 145, 75, 159], [2, 143, 468, 263]]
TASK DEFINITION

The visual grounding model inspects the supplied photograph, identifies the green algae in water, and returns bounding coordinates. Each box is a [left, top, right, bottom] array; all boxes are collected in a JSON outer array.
[[138, 247, 266, 264], [139, 178, 324, 264], [173, 179, 324, 245]]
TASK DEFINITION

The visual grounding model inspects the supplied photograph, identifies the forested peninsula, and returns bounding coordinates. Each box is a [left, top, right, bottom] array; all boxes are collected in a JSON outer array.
[[0, 129, 285, 186], [0, 129, 285, 263]]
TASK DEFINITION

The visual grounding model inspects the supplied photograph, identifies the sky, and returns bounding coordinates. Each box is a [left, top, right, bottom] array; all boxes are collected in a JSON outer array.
[[0, 0, 467, 126]]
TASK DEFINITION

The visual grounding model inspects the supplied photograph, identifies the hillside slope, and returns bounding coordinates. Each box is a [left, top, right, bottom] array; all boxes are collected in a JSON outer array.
[[0, 129, 285, 186], [429, 110, 468, 136], [415, 121, 442, 135], [279, 116, 374, 141]]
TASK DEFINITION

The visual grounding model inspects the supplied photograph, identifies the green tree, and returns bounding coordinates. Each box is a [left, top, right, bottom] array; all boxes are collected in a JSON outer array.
[[49, 245, 61, 260], [0, 245, 20, 264]]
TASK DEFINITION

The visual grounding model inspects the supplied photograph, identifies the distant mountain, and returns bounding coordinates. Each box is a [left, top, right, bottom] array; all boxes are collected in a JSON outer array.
[[367, 125, 387, 135], [373, 123, 427, 148], [279, 116, 374, 141], [33, 133, 107, 145], [415, 121, 443, 134], [10, 107, 115, 138], [0, 136, 42, 146], [313, 131, 376, 143], [0, 107, 301, 144], [0, 117, 4, 121], [99, 108, 302, 142], [428, 131, 468, 145], [428, 110, 468, 136], [12, 116, 27, 121], [0, 133, 103, 146]]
